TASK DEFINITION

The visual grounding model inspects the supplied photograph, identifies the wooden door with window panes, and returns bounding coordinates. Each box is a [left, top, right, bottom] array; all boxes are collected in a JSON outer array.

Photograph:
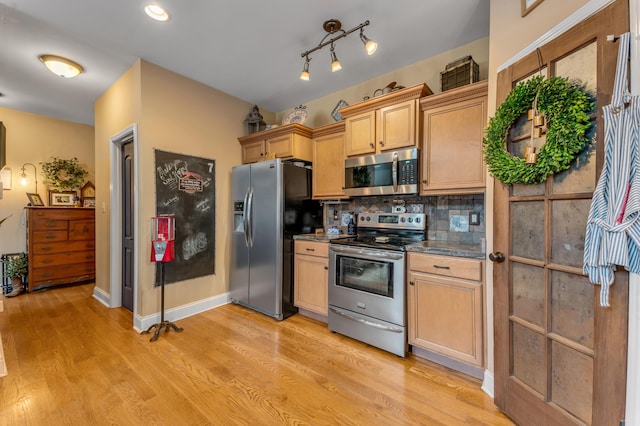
[[491, 1, 629, 425]]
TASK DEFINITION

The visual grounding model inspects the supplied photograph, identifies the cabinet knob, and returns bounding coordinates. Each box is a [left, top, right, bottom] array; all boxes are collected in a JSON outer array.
[[409, 280, 414, 286], [324, 266, 329, 270], [422, 179, 427, 184], [260, 153, 264, 157], [369, 142, 375, 149], [379, 141, 384, 147]]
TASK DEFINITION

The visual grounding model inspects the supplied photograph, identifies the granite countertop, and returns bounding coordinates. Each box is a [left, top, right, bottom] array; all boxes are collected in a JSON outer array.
[[406, 240, 486, 259], [293, 233, 348, 242]]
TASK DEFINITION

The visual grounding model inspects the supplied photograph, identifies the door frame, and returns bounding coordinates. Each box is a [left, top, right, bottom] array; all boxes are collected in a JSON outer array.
[[109, 124, 139, 322]]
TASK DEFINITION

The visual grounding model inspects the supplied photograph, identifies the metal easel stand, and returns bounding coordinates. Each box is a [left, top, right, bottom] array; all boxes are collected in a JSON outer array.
[[142, 262, 183, 342]]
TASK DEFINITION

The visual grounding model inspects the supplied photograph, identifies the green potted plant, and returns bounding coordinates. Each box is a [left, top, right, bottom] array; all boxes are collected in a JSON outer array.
[[4, 252, 28, 297]]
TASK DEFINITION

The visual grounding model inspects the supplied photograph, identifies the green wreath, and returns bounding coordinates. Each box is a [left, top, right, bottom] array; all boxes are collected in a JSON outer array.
[[40, 157, 88, 190], [483, 75, 594, 185]]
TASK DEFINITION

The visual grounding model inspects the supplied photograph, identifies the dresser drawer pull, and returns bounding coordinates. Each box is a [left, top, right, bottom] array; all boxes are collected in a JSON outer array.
[[305, 248, 315, 252], [41, 246, 53, 251], [85, 255, 95, 260], [45, 233, 57, 239], [42, 272, 53, 278], [42, 259, 53, 264], [45, 222, 57, 228], [433, 264, 450, 270]]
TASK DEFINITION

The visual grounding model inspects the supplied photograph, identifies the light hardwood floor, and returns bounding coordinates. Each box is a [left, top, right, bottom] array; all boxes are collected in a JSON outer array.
[[0, 283, 514, 425]]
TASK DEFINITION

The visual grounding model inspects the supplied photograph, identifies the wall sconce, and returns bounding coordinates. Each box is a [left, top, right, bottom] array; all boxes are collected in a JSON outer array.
[[300, 19, 377, 81], [39, 54, 84, 78], [20, 163, 38, 193]]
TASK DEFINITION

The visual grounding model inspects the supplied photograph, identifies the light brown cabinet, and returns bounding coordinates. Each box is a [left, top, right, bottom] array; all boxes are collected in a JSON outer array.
[[237, 123, 313, 164], [294, 240, 329, 318], [419, 81, 488, 194], [26, 207, 96, 292], [312, 122, 348, 199], [340, 84, 432, 157], [407, 252, 484, 372]]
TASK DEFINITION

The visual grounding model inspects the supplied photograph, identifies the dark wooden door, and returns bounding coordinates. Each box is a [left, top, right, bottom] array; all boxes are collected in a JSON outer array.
[[121, 141, 134, 312], [492, 1, 629, 425]]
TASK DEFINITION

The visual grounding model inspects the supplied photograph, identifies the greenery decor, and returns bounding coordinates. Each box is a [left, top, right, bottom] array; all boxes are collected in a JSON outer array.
[[482, 76, 594, 185], [40, 157, 88, 190], [4, 253, 28, 279]]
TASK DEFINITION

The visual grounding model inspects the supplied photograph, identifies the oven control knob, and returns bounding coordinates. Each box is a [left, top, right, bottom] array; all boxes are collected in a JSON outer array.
[[415, 217, 421, 223], [408, 217, 413, 223], [400, 217, 406, 222], [366, 216, 371, 222], [359, 215, 365, 222]]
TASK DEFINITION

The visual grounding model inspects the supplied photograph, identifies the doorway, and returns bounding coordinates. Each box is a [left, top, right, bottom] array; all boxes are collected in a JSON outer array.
[[109, 125, 138, 315], [491, 1, 629, 424]]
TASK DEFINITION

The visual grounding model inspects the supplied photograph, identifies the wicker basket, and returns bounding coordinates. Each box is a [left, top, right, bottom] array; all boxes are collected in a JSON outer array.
[[441, 56, 479, 92]]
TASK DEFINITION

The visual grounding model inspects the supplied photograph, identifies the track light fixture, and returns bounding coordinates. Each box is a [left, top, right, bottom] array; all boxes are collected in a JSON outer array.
[[300, 19, 377, 81]]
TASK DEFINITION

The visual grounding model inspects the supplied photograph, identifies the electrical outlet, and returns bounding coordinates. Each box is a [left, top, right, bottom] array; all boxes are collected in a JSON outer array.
[[469, 212, 480, 225]]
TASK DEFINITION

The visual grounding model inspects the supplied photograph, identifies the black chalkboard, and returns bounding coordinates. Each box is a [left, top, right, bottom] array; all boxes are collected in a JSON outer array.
[[154, 149, 215, 285]]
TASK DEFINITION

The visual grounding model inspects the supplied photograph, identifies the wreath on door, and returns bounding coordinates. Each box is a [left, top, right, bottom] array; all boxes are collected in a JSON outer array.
[[482, 76, 594, 185]]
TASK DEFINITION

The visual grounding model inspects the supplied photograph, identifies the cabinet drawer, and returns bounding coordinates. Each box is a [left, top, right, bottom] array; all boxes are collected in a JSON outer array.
[[30, 208, 95, 221], [408, 252, 482, 281], [33, 240, 96, 254], [295, 240, 328, 257], [31, 230, 68, 243], [32, 250, 95, 268], [69, 220, 94, 240], [30, 262, 95, 285], [31, 218, 68, 231]]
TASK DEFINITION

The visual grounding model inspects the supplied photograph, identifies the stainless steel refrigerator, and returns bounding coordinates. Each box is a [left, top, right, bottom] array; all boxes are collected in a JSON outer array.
[[230, 159, 321, 320]]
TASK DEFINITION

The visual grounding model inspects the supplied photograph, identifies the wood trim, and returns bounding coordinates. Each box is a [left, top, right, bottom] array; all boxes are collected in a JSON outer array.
[[339, 83, 433, 118], [237, 123, 313, 143], [311, 121, 345, 138], [419, 81, 488, 111]]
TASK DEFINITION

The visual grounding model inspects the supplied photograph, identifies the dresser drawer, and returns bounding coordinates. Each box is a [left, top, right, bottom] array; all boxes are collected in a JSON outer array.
[[32, 250, 95, 268], [30, 208, 95, 221], [33, 240, 96, 255], [31, 218, 68, 231], [30, 262, 95, 285], [69, 220, 94, 240], [31, 230, 68, 243], [408, 252, 482, 281], [295, 240, 329, 257]]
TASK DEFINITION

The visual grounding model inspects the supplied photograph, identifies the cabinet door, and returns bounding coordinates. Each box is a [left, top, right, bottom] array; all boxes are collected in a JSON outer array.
[[377, 99, 417, 151], [241, 140, 265, 164], [408, 271, 483, 367], [266, 134, 294, 158], [294, 254, 329, 316], [313, 132, 346, 199], [345, 111, 376, 156], [421, 96, 486, 193]]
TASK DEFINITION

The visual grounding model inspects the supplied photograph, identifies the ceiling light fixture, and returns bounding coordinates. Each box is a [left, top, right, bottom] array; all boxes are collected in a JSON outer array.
[[39, 55, 84, 78], [144, 4, 170, 22], [300, 19, 377, 81]]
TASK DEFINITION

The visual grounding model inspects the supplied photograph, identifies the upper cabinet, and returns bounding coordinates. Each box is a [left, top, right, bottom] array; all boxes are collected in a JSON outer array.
[[419, 81, 488, 194], [238, 123, 313, 164], [340, 84, 433, 157], [312, 122, 348, 200]]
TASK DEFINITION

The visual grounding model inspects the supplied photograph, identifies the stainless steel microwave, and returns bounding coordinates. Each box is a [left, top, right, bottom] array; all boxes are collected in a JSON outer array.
[[344, 148, 419, 197]]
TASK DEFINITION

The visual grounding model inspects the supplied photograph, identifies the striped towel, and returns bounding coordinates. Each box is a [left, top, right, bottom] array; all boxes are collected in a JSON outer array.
[[584, 32, 640, 306]]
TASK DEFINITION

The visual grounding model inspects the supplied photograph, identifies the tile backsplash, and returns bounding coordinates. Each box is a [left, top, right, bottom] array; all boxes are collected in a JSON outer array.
[[323, 194, 485, 244]]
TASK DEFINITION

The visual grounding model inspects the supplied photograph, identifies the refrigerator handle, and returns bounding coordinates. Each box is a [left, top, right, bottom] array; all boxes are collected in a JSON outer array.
[[242, 188, 251, 247], [246, 186, 254, 248], [392, 151, 398, 193]]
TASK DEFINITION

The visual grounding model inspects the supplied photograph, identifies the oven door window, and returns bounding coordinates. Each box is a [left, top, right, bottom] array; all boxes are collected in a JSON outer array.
[[335, 255, 393, 297]]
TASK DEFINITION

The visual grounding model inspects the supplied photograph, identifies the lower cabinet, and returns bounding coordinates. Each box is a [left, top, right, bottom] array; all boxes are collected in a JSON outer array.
[[407, 252, 484, 373], [294, 240, 329, 318]]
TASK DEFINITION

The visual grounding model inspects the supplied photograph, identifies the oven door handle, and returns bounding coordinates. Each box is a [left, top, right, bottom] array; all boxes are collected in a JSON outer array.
[[329, 307, 404, 333], [329, 245, 404, 260]]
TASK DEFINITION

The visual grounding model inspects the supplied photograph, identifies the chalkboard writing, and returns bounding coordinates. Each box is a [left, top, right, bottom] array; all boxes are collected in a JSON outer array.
[[154, 149, 215, 285]]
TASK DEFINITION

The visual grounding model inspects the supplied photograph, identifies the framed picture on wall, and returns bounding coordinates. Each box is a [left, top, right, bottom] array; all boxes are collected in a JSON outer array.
[[49, 190, 76, 207], [521, 0, 544, 16]]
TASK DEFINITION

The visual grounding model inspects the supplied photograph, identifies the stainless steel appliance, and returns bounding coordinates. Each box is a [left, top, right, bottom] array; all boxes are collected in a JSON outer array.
[[328, 212, 426, 356], [343, 148, 419, 197], [231, 159, 321, 320]]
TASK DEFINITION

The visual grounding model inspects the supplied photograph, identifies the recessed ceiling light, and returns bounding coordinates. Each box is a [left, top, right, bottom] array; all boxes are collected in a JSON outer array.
[[38, 55, 84, 78], [144, 4, 170, 21]]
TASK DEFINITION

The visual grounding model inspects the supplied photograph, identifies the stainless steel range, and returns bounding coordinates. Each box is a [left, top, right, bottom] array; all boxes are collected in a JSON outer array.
[[328, 212, 425, 357]]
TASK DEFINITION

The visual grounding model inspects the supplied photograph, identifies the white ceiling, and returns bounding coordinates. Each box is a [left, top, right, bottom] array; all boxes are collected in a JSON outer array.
[[0, 0, 490, 125]]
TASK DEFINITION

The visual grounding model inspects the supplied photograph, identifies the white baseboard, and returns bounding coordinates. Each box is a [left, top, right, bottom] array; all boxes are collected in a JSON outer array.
[[133, 292, 230, 332], [481, 369, 494, 398], [92, 286, 111, 307]]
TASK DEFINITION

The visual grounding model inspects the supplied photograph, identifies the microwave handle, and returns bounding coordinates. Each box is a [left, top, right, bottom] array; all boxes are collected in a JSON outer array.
[[392, 151, 398, 193]]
